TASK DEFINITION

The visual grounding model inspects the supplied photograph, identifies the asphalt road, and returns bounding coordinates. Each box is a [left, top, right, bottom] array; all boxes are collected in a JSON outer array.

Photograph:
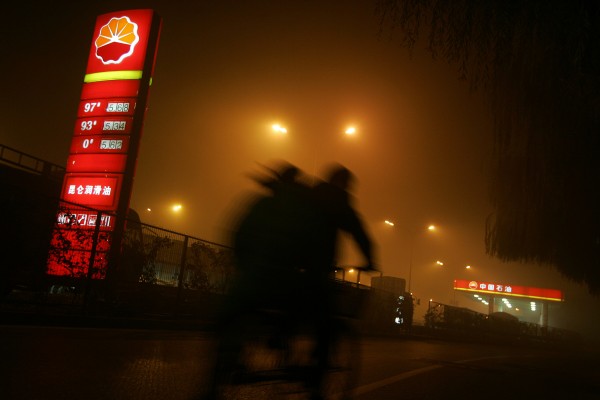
[[1, 325, 598, 399]]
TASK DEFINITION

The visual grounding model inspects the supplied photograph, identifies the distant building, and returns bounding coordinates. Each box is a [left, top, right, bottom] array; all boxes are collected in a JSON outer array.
[[371, 276, 406, 296]]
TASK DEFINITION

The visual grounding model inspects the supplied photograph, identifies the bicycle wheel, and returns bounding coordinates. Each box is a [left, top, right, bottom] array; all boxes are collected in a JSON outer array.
[[319, 318, 360, 400], [209, 312, 308, 400]]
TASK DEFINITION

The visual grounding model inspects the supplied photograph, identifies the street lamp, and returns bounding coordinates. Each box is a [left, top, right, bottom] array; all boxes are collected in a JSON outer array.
[[385, 221, 437, 294], [271, 123, 287, 134], [407, 224, 436, 293]]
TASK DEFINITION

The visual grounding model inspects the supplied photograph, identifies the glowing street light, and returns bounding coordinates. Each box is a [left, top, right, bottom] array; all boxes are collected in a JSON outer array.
[[385, 220, 438, 293], [272, 124, 287, 134], [345, 126, 356, 135], [172, 204, 182, 213]]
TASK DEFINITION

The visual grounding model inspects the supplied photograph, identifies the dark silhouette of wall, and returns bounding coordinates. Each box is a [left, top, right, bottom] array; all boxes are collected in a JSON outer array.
[[0, 162, 63, 296]]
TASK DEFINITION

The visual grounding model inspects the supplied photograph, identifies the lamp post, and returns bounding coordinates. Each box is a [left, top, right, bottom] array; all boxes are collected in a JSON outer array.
[[407, 224, 436, 293], [384, 221, 437, 293]]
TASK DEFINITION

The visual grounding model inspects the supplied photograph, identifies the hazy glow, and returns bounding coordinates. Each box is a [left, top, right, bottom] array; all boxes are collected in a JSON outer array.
[[345, 126, 356, 135], [5, 0, 597, 338], [172, 204, 182, 212], [272, 124, 287, 134]]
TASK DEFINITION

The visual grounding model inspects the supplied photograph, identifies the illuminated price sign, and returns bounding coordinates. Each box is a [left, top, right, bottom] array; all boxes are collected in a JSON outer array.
[[56, 212, 113, 229], [74, 117, 133, 135], [70, 136, 129, 154], [48, 9, 161, 280], [80, 80, 140, 100], [61, 174, 121, 209], [100, 139, 125, 150], [77, 98, 136, 117], [103, 120, 127, 131], [66, 153, 127, 173]]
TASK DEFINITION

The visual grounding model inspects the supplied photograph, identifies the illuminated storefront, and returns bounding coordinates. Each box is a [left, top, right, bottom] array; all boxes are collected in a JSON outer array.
[[454, 279, 564, 327]]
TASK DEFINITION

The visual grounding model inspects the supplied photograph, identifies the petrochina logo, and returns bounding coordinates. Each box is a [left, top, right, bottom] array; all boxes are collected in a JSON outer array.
[[468, 281, 478, 289], [95, 16, 140, 65]]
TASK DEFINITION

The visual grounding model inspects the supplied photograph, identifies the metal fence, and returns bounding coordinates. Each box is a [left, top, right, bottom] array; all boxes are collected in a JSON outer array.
[[1, 187, 379, 327], [1, 180, 237, 320]]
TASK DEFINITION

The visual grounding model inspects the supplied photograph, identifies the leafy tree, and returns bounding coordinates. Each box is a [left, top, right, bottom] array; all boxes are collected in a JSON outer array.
[[184, 242, 214, 292], [137, 235, 174, 284], [186, 242, 235, 293], [377, 0, 600, 293]]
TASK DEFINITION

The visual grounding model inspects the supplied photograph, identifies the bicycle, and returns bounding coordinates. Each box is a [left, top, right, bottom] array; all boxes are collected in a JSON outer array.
[[206, 267, 374, 400]]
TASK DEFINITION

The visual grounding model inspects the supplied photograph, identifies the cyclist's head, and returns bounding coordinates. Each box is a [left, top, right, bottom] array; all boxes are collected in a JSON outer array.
[[252, 160, 301, 190], [276, 163, 300, 183], [324, 163, 354, 191]]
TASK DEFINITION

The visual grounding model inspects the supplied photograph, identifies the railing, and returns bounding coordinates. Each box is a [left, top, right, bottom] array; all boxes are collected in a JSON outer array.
[[1, 175, 377, 326], [0, 143, 65, 179]]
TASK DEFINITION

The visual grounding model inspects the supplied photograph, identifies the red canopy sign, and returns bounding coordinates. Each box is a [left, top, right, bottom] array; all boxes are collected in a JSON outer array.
[[454, 279, 564, 302]]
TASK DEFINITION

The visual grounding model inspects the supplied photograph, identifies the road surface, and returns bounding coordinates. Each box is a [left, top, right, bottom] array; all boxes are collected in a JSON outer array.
[[1, 325, 598, 399]]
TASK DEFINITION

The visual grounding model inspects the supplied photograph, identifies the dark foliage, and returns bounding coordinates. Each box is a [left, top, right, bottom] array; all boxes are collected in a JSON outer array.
[[377, 0, 600, 293]]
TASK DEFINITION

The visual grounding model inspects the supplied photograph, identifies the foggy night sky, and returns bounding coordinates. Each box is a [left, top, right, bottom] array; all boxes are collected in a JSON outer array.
[[2, 1, 599, 339]]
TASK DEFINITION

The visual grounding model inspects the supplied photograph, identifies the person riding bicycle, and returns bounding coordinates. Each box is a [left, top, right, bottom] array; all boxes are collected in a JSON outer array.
[[223, 162, 316, 319], [211, 161, 376, 399], [305, 163, 377, 398]]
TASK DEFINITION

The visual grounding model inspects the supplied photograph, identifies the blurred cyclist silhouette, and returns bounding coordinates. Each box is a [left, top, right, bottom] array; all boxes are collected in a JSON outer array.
[[212, 160, 376, 399], [222, 161, 317, 320], [221, 161, 375, 319], [305, 163, 376, 397]]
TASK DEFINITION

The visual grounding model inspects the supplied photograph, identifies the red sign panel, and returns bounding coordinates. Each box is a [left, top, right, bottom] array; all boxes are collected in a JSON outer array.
[[77, 98, 137, 118], [47, 229, 111, 278], [66, 153, 128, 173], [48, 9, 161, 279], [453, 279, 564, 302], [70, 136, 130, 154], [80, 80, 140, 100], [61, 174, 121, 209], [85, 9, 156, 75], [74, 117, 134, 135], [56, 211, 113, 229]]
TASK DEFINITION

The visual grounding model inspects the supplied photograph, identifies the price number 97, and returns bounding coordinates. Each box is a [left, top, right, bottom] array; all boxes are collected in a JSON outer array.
[[83, 102, 102, 113]]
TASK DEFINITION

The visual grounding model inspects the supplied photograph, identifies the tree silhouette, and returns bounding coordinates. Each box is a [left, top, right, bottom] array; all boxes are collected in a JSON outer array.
[[186, 242, 235, 293], [377, 0, 600, 293]]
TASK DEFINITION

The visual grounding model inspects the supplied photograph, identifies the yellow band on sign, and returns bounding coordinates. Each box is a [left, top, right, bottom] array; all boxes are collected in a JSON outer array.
[[84, 70, 146, 83]]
